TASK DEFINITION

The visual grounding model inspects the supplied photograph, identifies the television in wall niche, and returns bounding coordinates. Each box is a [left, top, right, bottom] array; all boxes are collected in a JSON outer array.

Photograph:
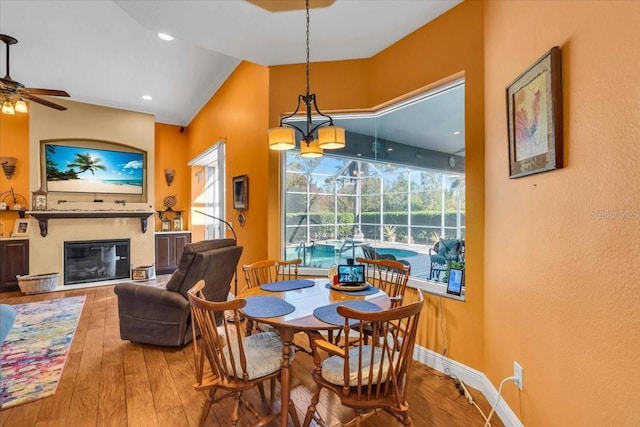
[[42, 141, 146, 195]]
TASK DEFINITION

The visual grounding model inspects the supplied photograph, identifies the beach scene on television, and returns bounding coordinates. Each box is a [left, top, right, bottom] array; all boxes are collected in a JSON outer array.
[[44, 143, 144, 194]]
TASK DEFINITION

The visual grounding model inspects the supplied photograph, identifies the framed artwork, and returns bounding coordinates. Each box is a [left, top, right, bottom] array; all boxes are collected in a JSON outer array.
[[232, 175, 248, 210], [12, 219, 30, 237], [506, 46, 563, 178]]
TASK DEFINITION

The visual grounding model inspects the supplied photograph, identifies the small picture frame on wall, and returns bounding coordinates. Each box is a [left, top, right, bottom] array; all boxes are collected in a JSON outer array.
[[232, 175, 248, 211], [12, 219, 30, 237], [506, 46, 563, 178]]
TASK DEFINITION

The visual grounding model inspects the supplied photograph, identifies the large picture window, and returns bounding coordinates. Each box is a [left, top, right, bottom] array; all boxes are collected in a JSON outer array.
[[281, 79, 465, 284]]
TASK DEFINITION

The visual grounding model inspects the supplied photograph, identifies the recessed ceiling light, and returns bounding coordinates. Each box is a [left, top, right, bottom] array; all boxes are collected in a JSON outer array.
[[157, 32, 174, 41], [386, 147, 393, 152], [453, 131, 461, 135], [142, 95, 152, 101]]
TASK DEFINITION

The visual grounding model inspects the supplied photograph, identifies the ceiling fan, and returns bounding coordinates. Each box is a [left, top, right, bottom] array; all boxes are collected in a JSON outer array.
[[0, 34, 70, 114]]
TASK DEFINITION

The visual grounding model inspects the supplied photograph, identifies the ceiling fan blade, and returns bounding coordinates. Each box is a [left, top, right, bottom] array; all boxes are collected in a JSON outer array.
[[22, 93, 67, 111], [25, 88, 70, 97]]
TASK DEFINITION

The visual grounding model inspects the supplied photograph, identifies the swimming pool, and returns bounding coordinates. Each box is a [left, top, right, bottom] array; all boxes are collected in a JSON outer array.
[[286, 242, 419, 268]]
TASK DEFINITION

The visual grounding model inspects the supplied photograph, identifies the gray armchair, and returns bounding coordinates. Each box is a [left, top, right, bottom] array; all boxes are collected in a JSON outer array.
[[114, 238, 242, 347]]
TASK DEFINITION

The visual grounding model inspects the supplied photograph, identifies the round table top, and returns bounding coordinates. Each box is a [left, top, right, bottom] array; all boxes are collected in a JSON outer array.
[[237, 278, 391, 331]]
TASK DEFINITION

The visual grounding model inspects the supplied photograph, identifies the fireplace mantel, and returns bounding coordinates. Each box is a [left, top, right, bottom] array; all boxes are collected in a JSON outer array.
[[26, 211, 155, 237]]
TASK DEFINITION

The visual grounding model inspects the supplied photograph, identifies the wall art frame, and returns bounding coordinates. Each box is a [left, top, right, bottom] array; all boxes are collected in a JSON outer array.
[[506, 46, 563, 178], [12, 218, 30, 237], [232, 175, 248, 211]]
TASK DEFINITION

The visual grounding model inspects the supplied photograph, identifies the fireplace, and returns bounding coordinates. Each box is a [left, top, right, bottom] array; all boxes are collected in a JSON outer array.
[[64, 239, 130, 285]]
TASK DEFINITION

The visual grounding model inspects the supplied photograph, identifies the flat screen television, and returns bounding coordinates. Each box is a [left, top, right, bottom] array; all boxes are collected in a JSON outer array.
[[42, 141, 146, 195]]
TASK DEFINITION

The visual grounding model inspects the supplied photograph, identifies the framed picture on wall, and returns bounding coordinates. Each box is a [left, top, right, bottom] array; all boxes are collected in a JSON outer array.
[[12, 219, 30, 237], [232, 175, 248, 211], [506, 46, 563, 178]]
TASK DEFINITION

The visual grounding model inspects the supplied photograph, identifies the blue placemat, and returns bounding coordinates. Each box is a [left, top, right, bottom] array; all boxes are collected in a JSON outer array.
[[313, 300, 382, 326], [324, 283, 380, 296], [260, 279, 315, 292], [242, 296, 296, 318]]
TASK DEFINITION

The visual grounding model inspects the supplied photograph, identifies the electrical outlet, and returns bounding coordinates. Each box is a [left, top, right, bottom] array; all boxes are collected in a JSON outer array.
[[514, 361, 523, 390]]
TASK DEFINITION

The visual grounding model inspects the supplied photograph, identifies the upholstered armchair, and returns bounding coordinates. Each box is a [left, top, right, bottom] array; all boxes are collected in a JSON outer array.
[[114, 238, 243, 347]]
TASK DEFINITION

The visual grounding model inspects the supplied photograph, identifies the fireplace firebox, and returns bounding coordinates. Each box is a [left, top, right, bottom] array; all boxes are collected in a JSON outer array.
[[64, 239, 130, 285]]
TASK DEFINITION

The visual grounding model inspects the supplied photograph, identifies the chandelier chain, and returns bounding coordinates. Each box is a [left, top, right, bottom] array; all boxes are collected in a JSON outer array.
[[305, 0, 310, 98]]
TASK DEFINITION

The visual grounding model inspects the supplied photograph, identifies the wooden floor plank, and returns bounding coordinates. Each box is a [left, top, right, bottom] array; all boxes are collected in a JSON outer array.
[[0, 286, 504, 427]]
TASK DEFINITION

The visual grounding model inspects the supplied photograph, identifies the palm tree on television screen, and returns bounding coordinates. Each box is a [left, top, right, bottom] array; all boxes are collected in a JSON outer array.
[[68, 153, 107, 176]]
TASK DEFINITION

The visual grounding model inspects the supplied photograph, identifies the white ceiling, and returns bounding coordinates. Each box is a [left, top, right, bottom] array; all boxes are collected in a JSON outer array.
[[0, 0, 461, 127]]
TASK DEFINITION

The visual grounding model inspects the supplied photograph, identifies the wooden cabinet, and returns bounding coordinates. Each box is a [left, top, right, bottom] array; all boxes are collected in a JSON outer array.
[[155, 232, 191, 275], [0, 239, 29, 292]]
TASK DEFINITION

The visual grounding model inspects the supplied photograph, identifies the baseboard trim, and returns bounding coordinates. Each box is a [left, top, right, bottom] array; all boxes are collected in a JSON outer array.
[[413, 345, 524, 427]]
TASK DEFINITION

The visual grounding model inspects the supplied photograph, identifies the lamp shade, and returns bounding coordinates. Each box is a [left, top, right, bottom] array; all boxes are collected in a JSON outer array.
[[318, 126, 346, 149], [14, 100, 28, 113], [1, 101, 15, 115], [300, 139, 323, 158], [268, 127, 296, 151]]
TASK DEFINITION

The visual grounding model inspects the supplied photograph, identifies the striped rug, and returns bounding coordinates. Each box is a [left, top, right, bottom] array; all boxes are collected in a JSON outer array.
[[0, 296, 85, 409]]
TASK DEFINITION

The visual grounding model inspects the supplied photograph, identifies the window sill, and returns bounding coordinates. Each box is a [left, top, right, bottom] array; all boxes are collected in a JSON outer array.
[[408, 278, 466, 302], [298, 267, 465, 302]]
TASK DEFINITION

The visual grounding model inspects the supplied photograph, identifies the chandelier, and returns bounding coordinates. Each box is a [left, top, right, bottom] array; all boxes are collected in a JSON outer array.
[[267, 0, 345, 158]]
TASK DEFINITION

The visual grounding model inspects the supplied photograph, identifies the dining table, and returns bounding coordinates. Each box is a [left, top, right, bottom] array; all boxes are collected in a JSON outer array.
[[237, 277, 391, 427]]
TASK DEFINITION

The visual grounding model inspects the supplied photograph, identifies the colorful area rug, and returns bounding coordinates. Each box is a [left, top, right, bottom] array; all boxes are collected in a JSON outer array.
[[1, 296, 85, 409]]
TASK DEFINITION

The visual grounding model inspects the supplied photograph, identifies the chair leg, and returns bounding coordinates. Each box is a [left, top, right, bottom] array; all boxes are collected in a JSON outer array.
[[257, 382, 267, 401], [198, 389, 216, 427], [303, 385, 324, 427], [288, 397, 302, 427]]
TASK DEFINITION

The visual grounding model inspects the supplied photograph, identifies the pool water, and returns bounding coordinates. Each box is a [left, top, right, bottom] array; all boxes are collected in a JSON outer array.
[[286, 243, 419, 268]]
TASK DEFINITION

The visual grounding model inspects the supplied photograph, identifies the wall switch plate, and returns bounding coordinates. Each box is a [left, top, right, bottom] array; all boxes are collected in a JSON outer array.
[[0, 202, 6, 210], [514, 361, 523, 390]]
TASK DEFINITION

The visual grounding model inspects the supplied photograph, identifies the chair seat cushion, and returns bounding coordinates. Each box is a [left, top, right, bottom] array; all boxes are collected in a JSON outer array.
[[321, 344, 399, 386], [223, 331, 292, 380]]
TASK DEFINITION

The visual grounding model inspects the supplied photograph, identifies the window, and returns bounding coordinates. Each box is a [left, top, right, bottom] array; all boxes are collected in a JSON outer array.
[[281, 79, 465, 288]]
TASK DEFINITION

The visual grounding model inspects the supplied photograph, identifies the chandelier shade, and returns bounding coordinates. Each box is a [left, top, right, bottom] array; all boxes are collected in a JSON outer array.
[[300, 139, 322, 158], [267, 0, 345, 157], [268, 127, 296, 150], [318, 126, 345, 149]]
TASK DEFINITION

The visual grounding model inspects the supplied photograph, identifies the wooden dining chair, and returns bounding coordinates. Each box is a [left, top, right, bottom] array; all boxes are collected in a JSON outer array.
[[328, 257, 411, 347], [356, 257, 411, 309], [303, 293, 424, 426], [187, 280, 300, 427], [242, 258, 302, 335]]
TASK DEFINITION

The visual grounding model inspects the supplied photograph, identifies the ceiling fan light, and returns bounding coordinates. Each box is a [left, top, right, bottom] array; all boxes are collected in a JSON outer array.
[[300, 139, 323, 158], [1, 101, 15, 115], [318, 126, 346, 149], [268, 127, 296, 151], [14, 100, 28, 113]]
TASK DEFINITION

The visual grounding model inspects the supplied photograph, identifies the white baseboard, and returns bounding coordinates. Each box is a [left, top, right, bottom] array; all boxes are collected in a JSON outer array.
[[413, 345, 524, 427]]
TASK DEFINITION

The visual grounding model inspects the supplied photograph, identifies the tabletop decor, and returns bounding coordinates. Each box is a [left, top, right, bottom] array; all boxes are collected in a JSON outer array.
[[0, 296, 85, 408], [506, 46, 563, 178], [313, 300, 382, 326], [242, 296, 295, 318], [324, 282, 380, 296], [260, 279, 315, 292]]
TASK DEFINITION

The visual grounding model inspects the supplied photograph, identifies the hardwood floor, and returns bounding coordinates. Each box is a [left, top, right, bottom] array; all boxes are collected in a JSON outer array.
[[0, 286, 504, 427]]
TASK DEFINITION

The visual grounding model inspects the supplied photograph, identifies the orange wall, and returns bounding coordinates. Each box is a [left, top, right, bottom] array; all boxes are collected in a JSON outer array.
[[187, 61, 269, 279], [155, 123, 190, 230], [0, 113, 30, 236], [484, 1, 640, 425], [267, 1, 485, 370]]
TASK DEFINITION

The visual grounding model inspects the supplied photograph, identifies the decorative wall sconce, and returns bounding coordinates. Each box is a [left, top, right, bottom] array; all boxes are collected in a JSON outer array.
[[0, 157, 17, 179], [164, 168, 175, 186]]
